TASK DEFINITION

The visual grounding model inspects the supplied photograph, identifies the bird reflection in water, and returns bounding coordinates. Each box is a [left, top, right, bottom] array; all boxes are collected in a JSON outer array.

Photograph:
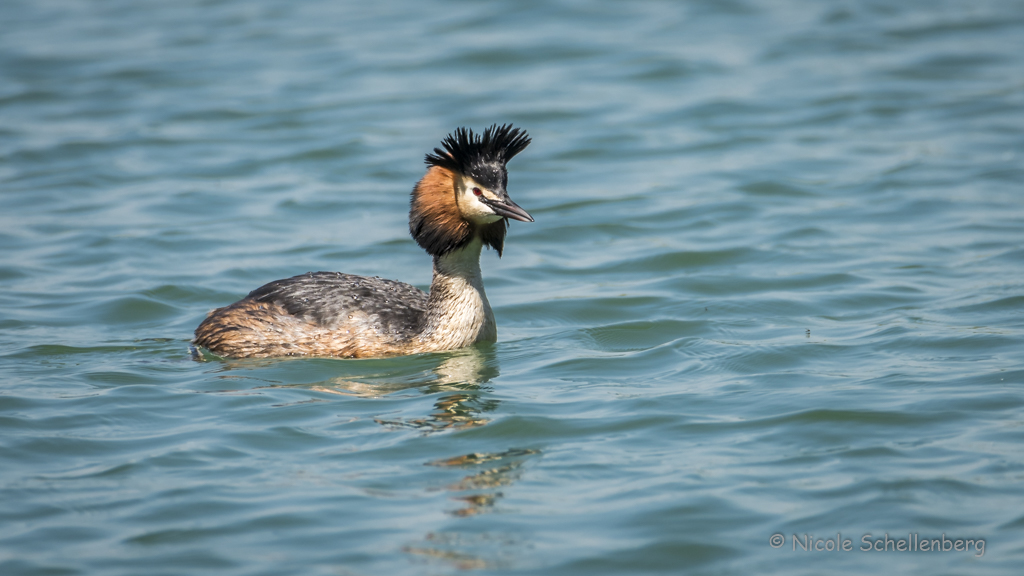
[[406, 448, 539, 570], [304, 346, 501, 432], [232, 347, 541, 569], [427, 447, 539, 517], [327, 347, 540, 568]]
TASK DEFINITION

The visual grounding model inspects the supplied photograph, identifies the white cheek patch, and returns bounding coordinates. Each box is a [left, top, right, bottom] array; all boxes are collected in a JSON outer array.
[[459, 177, 504, 224]]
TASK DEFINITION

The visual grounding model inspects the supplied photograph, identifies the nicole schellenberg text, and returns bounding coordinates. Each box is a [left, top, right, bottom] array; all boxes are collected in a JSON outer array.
[[768, 533, 985, 557]]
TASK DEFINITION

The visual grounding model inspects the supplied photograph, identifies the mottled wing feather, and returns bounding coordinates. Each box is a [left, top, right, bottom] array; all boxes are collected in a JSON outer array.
[[246, 271, 428, 335]]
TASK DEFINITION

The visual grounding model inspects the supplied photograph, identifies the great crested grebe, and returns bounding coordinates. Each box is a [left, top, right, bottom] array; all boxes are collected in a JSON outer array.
[[193, 124, 533, 359]]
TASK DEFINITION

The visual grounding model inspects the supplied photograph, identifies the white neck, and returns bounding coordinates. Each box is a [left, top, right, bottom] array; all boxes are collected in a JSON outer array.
[[418, 236, 497, 349]]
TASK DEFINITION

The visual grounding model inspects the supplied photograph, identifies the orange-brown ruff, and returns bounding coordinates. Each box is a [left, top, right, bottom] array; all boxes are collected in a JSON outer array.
[[193, 124, 533, 359]]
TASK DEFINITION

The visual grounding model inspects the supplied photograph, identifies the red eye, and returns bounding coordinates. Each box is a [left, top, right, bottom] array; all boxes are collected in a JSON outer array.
[[472, 187, 482, 196]]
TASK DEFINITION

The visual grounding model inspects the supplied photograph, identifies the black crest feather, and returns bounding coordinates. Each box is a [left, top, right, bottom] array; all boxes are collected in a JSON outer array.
[[424, 124, 531, 177]]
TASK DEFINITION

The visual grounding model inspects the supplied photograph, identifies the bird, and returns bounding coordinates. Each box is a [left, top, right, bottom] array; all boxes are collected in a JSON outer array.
[[192, 124, 533, 359]]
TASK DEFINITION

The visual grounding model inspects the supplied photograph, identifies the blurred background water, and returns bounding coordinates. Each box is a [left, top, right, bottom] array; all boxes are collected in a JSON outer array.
[[2, 0, 1023, 574]]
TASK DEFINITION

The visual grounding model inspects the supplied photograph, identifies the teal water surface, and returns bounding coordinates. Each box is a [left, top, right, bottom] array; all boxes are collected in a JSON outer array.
[[2, 0, 1024, 574]]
